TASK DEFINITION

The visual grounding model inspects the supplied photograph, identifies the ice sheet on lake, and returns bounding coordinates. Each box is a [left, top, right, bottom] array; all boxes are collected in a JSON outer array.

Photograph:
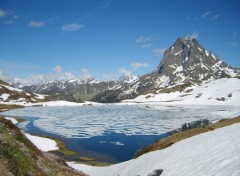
[[1, 105, 240, 139]]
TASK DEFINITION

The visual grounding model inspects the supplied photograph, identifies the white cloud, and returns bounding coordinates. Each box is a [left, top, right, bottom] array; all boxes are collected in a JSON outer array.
[[81, 68, 91, 79], [0, 9, 8, 18], [118, 68, 132, 75], [131, 62, 149, 68], [14, 65, 78, 85], [62, 23, 85, 32], [29, 20, 46, 28], [0, 70, 10, 82], [153, 48, 166, 56], [201, 11, 210, 18], [187, 32, 199, 39], [136, 36, 152, 48]]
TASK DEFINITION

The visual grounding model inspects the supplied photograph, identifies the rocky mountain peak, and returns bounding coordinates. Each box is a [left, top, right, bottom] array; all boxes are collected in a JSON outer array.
[[158, 37, 239, 87], [118, 74, 138, 84]]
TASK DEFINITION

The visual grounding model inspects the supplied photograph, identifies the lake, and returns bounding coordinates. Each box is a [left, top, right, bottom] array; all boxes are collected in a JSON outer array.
[[1, 104, 239, 163]]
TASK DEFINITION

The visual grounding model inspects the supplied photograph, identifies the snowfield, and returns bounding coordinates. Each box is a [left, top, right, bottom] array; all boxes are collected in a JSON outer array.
[[68, 123, 240, 176], [123, 78, 240, 105], [24, 133, 59, 152]]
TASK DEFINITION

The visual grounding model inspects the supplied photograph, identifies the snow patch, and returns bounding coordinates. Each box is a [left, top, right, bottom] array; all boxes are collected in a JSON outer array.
[[3, 85, 23, 92], [211, 53, 217, 60], [24, 133, 59, 152], [174, 50, 182, 56], [4, 117, 18, 124], [0, 93, 10, 101], [173, 65, 183, 74]]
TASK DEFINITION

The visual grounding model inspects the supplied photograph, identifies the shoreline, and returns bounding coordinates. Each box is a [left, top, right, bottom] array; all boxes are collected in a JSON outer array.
[[3, 115, 113, 166], [1, 103, 240, 167]]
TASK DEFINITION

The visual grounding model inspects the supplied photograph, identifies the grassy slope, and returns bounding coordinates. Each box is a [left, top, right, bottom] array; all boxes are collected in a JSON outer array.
[[0, 116, 87, 176], [135, 116, 240, 158]]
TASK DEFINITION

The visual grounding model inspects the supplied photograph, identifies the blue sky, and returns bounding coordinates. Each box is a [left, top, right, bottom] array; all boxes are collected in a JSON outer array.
[[0, 0, 239, 85]]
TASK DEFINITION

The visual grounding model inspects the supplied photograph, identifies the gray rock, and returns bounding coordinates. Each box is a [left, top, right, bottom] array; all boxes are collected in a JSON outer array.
[[147, 169, 163, 176]]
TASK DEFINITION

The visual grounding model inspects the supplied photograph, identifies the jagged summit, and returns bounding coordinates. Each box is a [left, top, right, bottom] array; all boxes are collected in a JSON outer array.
[[158, 37, 239, 86]]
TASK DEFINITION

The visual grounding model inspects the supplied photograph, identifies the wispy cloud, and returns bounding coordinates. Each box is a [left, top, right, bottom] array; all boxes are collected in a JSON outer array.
[[0, 9, 8, 18], [187, 31, 199, 39], [81, 68, 91, 79], [211, 14, 221, 20], [0, 9, 20, 25], [62, 23, 85, 32], [4, 20, 14, 25], [136, 36, 152, 48], [228, 32, 239, 47], [153, 48, 166, 56], [0, 69, 10, 82], [201, 11, 210, 18], [80, 0, 112, 21], [118, 68, 132, 75], [14, 65, 78, 85], [29, 20, 46, 28], [131, 62, 149, 68], [201, 11, 221, 20]]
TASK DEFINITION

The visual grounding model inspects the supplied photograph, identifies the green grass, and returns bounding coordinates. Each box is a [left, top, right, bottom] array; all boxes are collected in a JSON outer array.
[[52, 148, 78, 156], [79, 157, 96, 161]]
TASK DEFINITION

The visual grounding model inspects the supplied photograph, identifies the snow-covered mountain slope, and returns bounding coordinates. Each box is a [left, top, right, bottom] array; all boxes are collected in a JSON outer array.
[[0, 80, 49, 106], [16, 74, 139, 102], [68, 122, 240, 176], [123, 78, 240, 105]]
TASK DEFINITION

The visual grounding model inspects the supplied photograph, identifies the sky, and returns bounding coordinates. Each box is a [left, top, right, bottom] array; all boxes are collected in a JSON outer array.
[[0, 0, 239, 85]]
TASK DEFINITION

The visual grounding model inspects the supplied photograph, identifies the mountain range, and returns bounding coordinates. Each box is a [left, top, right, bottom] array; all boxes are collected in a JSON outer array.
[[9, 37, 240, 103]]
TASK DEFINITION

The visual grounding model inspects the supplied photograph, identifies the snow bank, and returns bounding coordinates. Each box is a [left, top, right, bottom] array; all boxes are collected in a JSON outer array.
[[4, 117, 18, 124], [37, 100, 103, 106], [24, 133, 59, 152], [68, 123, 240, 176]]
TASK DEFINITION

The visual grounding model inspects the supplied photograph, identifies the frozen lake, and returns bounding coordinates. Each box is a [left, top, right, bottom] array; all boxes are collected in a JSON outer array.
[[1, 104, 239, 163]]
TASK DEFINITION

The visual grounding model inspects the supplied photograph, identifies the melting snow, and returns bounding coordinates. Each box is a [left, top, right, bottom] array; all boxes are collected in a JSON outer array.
[[173, 65, 183, 74], [2, 103, 239, 139], [174, 50, 182, 56], [125, 78, 240, 106], [197, 46, 202, 51], [3, 85, 23, 92], [4, 117, 18, 124], [205, 50, 210, 56], [211, 53, 217, 60], [24, 133, 59, 152], [68, 123, 240, 176], [0, 93, 10, 101]]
